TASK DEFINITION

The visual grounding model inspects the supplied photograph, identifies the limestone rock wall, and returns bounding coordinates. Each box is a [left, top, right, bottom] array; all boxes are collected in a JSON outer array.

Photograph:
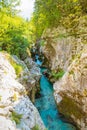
[[42, 16, 87, 71], [54, 50, 87, 129], [12, 55, 41, 102], [0, 52, 45, 130], [12, 55, 41, 90]]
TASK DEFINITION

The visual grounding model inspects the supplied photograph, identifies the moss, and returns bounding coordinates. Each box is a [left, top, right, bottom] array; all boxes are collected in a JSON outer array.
[[12, 63, 23, 77], [32, 125, 40, 130], [40, 40, 45, 46], [11, 111, 22, 125], [58, 94, 84, 120], [32, 125, 47, 130], [6, 54, 23, 77], [58, 33, 67, 39], [72, 55, 76, 60], [13, 92, 18, 101]]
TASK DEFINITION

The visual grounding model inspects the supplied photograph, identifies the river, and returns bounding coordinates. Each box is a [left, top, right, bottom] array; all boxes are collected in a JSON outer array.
[[34, 55, 76, 130]]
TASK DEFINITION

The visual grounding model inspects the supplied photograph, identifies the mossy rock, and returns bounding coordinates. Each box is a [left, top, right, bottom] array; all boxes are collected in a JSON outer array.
[[11, 111, 22, 125], [58, 94, 84, 120], [32, 125, 40, 130], [6, 54, 23, 77], [32, 125, 47, 130]]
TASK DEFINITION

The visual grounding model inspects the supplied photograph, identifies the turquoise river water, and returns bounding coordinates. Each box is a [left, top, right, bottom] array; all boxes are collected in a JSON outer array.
[[35, 56, 76, 130]]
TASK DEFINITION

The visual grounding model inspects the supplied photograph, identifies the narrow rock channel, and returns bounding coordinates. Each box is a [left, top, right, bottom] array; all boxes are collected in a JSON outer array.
[[34, 55, 76, 130]]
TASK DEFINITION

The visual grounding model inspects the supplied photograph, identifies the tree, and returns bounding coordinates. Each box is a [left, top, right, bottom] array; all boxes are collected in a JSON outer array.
[[30, 0, 84, 41], [0, 0, 20, 15], [0, 0, 32, 59], [79, 0, 87, 13]]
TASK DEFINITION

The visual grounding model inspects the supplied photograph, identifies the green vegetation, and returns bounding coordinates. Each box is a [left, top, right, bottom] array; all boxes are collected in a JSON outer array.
[[51, 70, 65, 80], [0, 0, 87, 57], [30, 0, 87, 41], [40, 40, 45, 47], [12, 63, 23, 77], [0, 0, 33, 59], [11, 111, 22, 124], [32, 125, 47, 130], [6, 54, 23, 77], [32, 125, 40, 130]]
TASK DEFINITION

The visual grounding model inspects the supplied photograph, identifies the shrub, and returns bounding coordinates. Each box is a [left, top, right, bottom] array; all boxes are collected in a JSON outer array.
[[51, 70, 65, 80], [32, 125, 40, 130], [6, 54, 23, 77], [32, 125, 47, 130], [11, 111, 22, 124]]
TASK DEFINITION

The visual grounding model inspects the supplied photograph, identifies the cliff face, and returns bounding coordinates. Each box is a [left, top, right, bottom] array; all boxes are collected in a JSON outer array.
[[12, 55, 41, 103], [42, 16, 87, 71], [0, 52, 45, 130], [41, 16, 87, 129], [54, 50, 87, 129]]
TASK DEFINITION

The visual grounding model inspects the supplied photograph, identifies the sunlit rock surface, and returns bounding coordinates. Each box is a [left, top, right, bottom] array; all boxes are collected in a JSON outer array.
[[0, 52, 45, 130], [54, 50, 87, 129], [12, 55, 41, 102], [42, 18, 87, 71], [12, 55, 41, 90]]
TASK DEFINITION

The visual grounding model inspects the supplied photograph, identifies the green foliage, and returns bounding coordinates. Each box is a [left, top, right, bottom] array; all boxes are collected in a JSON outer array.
[[31, 0, 60, 39], [12, 63, 23, 77], [32, 125, 47, 130], [11, 111, 22, 124], [0, 12, 30, 58], [40, 40, 45, 46], [32, 125, 40, 130], [79, 0, 87, 13], [0, 0, 86, 57], [30, 0, 86, 41], [0, 1, 32, 59], [7, 54, 23, 77], [51, 70, 65, 79]]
